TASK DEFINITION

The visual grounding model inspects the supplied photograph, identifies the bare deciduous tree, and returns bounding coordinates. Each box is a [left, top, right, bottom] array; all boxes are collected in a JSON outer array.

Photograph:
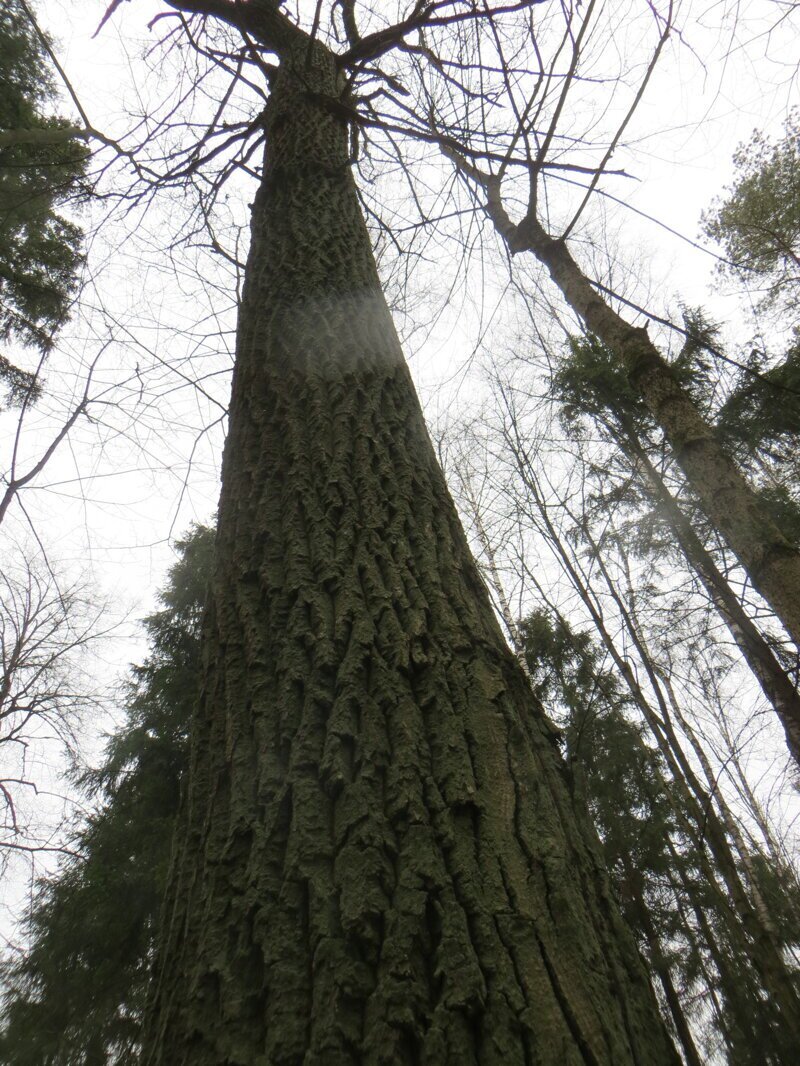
[[0, 549, 107, 868]]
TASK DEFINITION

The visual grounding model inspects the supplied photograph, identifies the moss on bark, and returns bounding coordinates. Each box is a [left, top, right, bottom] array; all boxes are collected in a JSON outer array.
[[141, 46, 678, 1066]]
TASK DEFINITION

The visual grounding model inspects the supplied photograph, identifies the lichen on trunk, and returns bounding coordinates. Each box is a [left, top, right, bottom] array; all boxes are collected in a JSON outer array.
[[141, 41, 678, 1066]]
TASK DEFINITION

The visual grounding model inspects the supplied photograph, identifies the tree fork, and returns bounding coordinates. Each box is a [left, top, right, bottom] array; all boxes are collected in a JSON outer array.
[[140, 21, 678, 1066]]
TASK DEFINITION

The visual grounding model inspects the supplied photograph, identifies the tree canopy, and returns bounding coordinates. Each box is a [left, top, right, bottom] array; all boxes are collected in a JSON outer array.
[[703, 110, 800, 318], [0, 0, 88, 404]]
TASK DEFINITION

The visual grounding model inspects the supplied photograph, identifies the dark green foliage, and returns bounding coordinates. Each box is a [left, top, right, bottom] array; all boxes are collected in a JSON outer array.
[[520, 612, 689, 963], [522, 612, 708, 1058], [699, 113, 800, 540], [554, 312, 721, 440], [554, 329, 800, 554], [0, 526, 213, 1064], [703, 110, 800, 314], [0, 352, 42, 405], [0, 0, 88, 403], [715, 341, 800, 542], [717, 341, 800, 456], [520, 610, 800, 1064], [553, 333, 647, 436], [745, 849, 800, 953]]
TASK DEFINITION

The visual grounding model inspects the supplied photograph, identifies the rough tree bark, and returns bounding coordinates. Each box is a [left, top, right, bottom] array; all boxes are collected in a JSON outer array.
[[140, 21, 678, 1066]]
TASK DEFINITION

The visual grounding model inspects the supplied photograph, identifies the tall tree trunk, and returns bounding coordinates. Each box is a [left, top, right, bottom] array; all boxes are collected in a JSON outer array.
[[494, 424, 800, 1047], [617, 414, 800, 764], [141, 46, 677, 1066], [480, 193, 800, 650], [621, 860, 704, 1066]]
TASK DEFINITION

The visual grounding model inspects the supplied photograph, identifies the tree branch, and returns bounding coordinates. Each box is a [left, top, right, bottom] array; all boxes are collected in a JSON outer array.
[[161, 0, 307, 55]]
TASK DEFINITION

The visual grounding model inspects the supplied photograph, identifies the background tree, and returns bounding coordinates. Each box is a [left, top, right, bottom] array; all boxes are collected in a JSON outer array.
[[527, 599, 800, 1064], [441, 300, 800, 1043], [550, 330, 800, 762], [0, 0, 89, 402], [520, 609, 706, 1066], [701, 110, 800, 562], [0, 546, 105, 870], [0, 525, 211, 1065], [425, 0, 800, 654], [703, 109, 800, 321]]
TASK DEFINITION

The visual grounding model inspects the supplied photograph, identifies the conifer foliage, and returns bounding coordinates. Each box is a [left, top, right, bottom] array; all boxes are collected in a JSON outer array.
[[703, 110, 800, 319], [0, 0, 88, 403], [521, 610, 800, 1064], [0, 527, 213, 1065], [552, 330, 800, 764]]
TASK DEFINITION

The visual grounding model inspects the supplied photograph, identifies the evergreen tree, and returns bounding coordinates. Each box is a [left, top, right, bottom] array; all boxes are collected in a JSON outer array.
[[700, 111, 800, 557], [0, 0, 88, 403], [716, 339, 800, 546], [521, 609, 800, 1065], [703, 110, 800, 318], [521, 610, 705, 1064], [0, 526, 213, 1064]]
